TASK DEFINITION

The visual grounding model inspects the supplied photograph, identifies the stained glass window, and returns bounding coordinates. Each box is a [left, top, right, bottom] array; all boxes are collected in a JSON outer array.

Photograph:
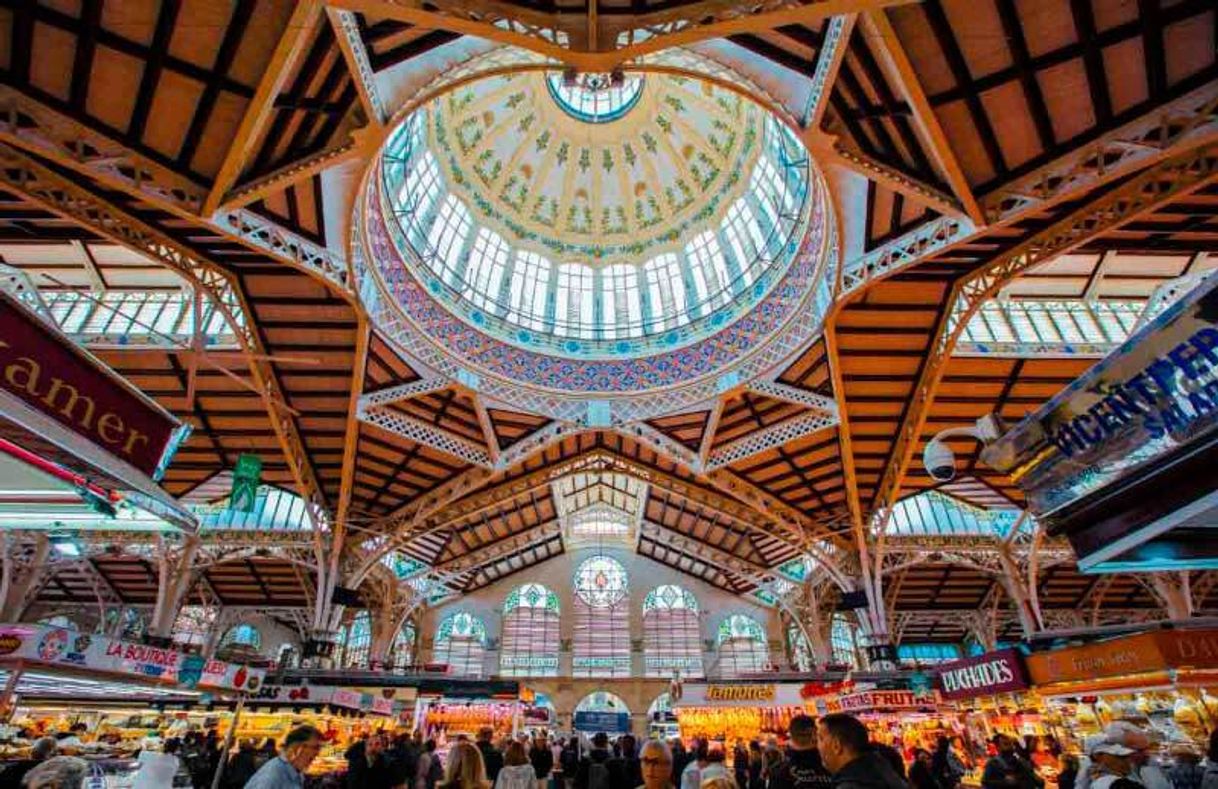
[[391, 621, 417, 669], [573, 556, 630, 677], [434, 612, 487, 678], [171, 606, 216, 650], [831, 614, 859, 669], [788, 625, 815, 673], [546, 72, 646, 124], [220, 623, 262, 652], [340, 612, 372, 668], [500, 583, 561, 677], [715, 614, 770, 678], [643, 585, 704, 679]]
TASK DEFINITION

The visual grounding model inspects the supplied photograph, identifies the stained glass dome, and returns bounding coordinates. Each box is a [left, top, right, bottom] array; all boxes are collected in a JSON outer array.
[[357, 48, 837, 422]]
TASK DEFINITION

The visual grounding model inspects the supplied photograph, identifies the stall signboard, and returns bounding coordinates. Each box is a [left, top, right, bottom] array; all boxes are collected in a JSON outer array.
[[822, 689, 938, 714], [934, 648, 1029, 700], [674, 684, 808, 708], [979, 275, 1218, 566], [0, 291, 183, 478], [0, 623, 264, 693], [1027, 629, 1218, 685], [574, 711, 630, 733]]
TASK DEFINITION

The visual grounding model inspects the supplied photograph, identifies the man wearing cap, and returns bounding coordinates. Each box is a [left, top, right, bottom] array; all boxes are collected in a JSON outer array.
[[1086, 735, 1142, 789]]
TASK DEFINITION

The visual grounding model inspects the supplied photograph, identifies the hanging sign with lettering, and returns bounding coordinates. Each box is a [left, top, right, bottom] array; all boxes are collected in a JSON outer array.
[[934, 648, 1029, 700], [981, 276, 1218, 521], [0, 623, 264, 693], [0, 292, 183, 478], [674, 684, 808, 708]]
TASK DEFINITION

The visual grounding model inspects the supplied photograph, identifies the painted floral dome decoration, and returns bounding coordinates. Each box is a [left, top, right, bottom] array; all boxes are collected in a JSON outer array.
[[357, 47, 837, 423]]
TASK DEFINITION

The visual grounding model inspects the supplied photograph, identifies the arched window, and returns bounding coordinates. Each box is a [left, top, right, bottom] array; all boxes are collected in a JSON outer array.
[[340, 612, 372, 668], [220, 623, 262, 652], [391, 622, 417, 669], [643, 585, 703, 679], [171, 606, 216, 649], [788, 624, 814, 673], [500, 583, 561, 677], [573, 556, 630, 678], [433, 612, 487, 678], [716, 614, 770, 678], [831, 614, 860, 669]]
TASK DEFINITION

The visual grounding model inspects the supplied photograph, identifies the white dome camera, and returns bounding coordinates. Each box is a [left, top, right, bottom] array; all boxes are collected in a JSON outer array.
[[923, 439, 957, 482], [921, 415, 1005, 483]]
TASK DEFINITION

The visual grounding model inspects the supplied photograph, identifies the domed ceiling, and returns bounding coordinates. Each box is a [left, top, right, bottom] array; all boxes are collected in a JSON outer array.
[[357, 48, 837, 423]]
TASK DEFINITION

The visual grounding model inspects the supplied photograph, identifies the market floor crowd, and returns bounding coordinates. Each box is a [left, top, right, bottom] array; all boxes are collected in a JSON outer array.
[[6, 714, 1217, 789]]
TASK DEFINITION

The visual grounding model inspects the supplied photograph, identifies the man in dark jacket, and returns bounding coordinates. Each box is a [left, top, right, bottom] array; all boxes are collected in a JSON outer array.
[[477, 728, 504, 783], [817, 714, 908, 789], [346, 732, 408, 789], [770, 715, 833, 789], [608, 734, 642, 788], [530, 733, 555, 782], [982, 734, 1042, 789], [575, 733, 619, 789]]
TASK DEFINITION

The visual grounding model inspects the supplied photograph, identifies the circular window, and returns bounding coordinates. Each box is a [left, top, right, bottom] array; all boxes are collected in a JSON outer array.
[[574, 555, 628, 608]]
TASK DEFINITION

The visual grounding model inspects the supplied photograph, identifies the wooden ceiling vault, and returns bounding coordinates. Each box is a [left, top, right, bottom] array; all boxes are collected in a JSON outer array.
[[0, 0, 1215, 640]]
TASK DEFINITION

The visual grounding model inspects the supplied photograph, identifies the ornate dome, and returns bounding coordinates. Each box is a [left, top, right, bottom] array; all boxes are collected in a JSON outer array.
[[356, 48, 837, 422]]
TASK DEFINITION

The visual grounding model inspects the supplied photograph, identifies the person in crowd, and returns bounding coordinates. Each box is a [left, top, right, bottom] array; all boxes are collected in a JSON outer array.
[[531, 733, 555, 788], [768, 715, 833, 789], [671, 740, 689, 787], [702, 778, 740, 789], [347, 731, 408, 789], [439, 741, 489, 789], [908, 750, 937, 789], [747, 742, 764, 789], [132, 737, 182, 789], [223, 741, 261, 789], [815, 714, 907, 789], [576, 732, 616, 789], [982, 735, 1042, 789], [1202, 731, 1218, 789], [682, 740, 715, 789], [931, 737, 965, 789], [1084, 736, 1141, 789], [0, 736, 56, 788], [561, 739, 580, 787], [550, 737, 564, 785], [21, 756, 89, 789], [763, 748, 788, 789], [495, 741, 538, 789], [871, 745, 906, 782], [477, 728, 504, 784], [736, 743, 752, 789], [611, 735, 642, 788], [640, 740, 674, 789], [246, 725, 325, 789], [417, 740, 442, 789], [1056, 754, 1078, 789], [260, 737, 280, 765]]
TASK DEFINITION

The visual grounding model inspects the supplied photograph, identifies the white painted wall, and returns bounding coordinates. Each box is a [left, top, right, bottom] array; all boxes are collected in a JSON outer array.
[[418, 546, 787, 678]]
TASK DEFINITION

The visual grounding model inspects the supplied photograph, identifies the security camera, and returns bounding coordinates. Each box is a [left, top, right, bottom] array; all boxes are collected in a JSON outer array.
[[921, 415, 1006, 483], [923, 439, 957, 482]]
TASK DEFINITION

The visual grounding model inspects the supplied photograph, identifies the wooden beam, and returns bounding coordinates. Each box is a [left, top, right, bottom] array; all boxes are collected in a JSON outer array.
[[203, 1, 323, 217], [861, 10, 985, 225]]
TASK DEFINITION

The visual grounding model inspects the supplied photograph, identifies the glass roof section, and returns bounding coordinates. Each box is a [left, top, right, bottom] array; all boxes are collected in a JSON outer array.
[[377, 58, 814, 359], [888, 490, 1027, 538], [958, 299, 1144, 356], [44, 289, 238, 348]]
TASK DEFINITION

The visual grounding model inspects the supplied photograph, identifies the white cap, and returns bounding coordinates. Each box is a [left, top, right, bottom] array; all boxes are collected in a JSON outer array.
[[1104, 721, 1151, 749], [1087, 735, 1135, 757]]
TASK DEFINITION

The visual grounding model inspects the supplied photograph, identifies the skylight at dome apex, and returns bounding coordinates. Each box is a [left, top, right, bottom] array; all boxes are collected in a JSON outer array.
[[357, 49, 836, 420]]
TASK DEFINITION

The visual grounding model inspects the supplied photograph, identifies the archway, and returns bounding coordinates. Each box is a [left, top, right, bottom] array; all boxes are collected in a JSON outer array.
[[573, 691, 632, 736]]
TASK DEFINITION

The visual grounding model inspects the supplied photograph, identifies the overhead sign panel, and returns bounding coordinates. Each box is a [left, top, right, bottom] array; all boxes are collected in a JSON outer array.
[[0, 291, 183, 478]]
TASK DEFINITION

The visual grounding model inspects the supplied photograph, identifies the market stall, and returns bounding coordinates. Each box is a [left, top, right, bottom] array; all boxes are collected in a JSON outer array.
[[672, 683, 810, 744], [816, 687, 963, 762], [1025, 628, 1218, 747]]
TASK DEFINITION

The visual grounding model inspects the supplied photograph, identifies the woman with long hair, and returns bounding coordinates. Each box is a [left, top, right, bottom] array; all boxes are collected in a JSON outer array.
[[440, 741, 490, 789], [495, 741, 537, 789]]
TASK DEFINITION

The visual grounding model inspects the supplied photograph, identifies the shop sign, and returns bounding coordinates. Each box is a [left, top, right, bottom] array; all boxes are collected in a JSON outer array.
[[935, 648, 1028, 700], [674, 684, 807, 708], [1027, 629, 1218, 685], [351, 686, 418, 703], [0, 291, 183, 478], [574, 711, 630, 733], [829, 690, 937, 712], [330, 688, 365, 710], [0, 623, 264, 693], [981, 275, 1218, 520]]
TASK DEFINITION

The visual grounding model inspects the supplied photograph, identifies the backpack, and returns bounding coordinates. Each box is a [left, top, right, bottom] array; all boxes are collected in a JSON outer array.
[[588, 761, 611, 789]]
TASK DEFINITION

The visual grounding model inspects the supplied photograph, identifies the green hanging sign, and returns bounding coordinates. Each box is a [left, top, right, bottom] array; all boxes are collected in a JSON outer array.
[[230, 453, 262, 513]]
